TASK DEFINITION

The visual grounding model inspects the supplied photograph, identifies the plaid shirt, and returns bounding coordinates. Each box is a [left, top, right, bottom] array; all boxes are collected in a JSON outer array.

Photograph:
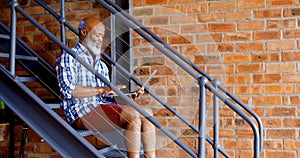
[[56, 43, 114, 124]]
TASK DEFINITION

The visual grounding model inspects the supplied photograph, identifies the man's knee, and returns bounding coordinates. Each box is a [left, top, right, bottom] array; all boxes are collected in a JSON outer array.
[[142, 107, 153, 116]]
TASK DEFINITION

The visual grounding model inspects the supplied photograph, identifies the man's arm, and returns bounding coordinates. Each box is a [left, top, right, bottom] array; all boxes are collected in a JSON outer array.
[[72, 84, 126, 98]]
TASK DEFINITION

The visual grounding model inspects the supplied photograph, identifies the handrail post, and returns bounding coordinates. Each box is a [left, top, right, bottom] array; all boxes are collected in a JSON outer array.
[[8, 1, 18, 157], [213, 79, 220, 158], [60, 0, 66, 46], [9, 0, 18, 76], [198, 77, 208, 158]]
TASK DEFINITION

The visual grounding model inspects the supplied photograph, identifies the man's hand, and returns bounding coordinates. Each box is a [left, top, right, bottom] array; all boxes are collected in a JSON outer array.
[[131, 87, 144, 100]]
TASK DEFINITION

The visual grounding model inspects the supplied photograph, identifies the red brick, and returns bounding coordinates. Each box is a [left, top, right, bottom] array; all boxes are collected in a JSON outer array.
[[254, 30, 281, 40], [237, 64, 263, 73], [237, 0, 265, 10], [237, 96, 251, 105], [253, 96, 282, 106], [196, 34, 222, 42], [254, 9, 282, 18], [252, 108, 265, 117], [253, 74, 281, 84], [225, 11, 251, 21], [266, 40, 295, 51], [132, 0, 142, 7], [209, 23, 235, 32], [284, 139, 300, 150], [133, 38, 142, 46], [284, 29, 300, 38], [266, 63, 296, 73], [223, 139, 237, 149], [264, 140, 283, 150], [182, 3, 208, 13], [266, 85, 294, 94], [224, 32, 251, 41], [224, 139, 252, 150], [207, 65, 234, 75], [223, 54, 251, 63], [24, 6, 45, 15], [181, 24, 207, 33], [155, 5, 181, 15], [237, 42, 264, 52], [236, 129, 253, 138], [262, 118, 282, 128], [133, 8, 154, 16], [238, 21, 265, 30], [144, 16, 169, 25], [282, 74, 300, 83], [169, 0, 194, 4], [267, 19, 296, 29], [284, 118, 300, 128], [267, 107, 296, 116], [268, 0, 296, 7], [67, 1, 92, 10], [268, 129, 297, 139], [153, 26, 180, 35], [252, 52, 280, 62], [168, 35, 193, 44], [284, 8, 300, 17], [182, 44, 206, 55], [194, 55, 221, 64], [36, 143, 53, 152], [170, 14, 197, 24], [33, 34, 50, 43], [197, 13, 224, 22], [265, 151, 296, 158], [209, 2, 235, 12], [285, 96, 300, 105], [236, 150, 254, 158], [145, 0, 167, 5], [208, 43, 234, 53], [236, 85, 264, 95], [27, 154, 49, 158], [153, 108, 176, 117], [225, 74, 251, 84]]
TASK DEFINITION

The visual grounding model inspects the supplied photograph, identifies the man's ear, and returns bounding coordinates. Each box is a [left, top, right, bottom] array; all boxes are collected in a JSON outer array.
[[80, 28, 88, 38]]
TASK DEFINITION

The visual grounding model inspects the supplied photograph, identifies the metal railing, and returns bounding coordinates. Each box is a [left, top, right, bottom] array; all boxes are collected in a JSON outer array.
[[1, 0, 263, 157]]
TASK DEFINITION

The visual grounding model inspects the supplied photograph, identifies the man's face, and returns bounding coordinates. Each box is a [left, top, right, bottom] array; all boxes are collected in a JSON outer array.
[[85, 23, 105, 56]]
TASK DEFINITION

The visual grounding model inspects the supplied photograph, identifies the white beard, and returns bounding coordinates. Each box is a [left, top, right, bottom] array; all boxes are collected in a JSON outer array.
[[85, 36, 102, 56]]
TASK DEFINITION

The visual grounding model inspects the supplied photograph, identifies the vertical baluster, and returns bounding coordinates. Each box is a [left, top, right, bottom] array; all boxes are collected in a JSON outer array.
[[60, 0, 66, 46], [9, 0, 18, 76], [198, 77, 207, 158], [213, 79, 220, 158], [9, 2, 18, 157]]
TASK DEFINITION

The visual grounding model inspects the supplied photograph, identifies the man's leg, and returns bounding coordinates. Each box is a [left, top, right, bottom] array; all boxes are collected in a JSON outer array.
[[120, 107, 142, 158], [120, 107, 156, 158], [141, 108, 156, 158]]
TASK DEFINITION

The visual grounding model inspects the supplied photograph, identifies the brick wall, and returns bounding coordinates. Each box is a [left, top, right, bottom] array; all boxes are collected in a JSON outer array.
[[1, 0, 300, 158], [132, 0, 300, 158]]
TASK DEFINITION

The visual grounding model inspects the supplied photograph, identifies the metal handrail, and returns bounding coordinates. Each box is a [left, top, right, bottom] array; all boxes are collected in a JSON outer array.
[[10, 3, 198, 157], [3, 0, 263, 157], [102, 0, 263, 154], [97, 0, 262, 157]]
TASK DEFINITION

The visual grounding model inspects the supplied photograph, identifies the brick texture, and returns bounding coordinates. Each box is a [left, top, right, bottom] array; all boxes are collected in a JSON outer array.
[[1, 0, 300, 158]]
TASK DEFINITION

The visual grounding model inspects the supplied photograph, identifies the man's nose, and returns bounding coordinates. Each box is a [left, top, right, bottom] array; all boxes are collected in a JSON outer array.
[[98, 36, 103, 42]]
